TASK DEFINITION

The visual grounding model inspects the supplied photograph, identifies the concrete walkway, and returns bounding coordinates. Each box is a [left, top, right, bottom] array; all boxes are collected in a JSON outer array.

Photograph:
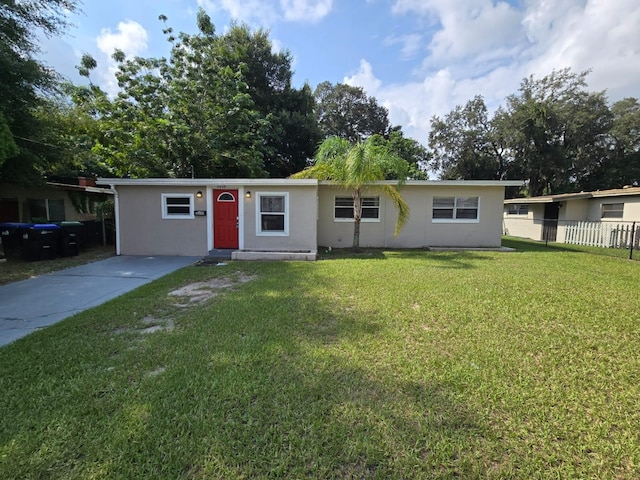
[[0, 255, 200, 347]]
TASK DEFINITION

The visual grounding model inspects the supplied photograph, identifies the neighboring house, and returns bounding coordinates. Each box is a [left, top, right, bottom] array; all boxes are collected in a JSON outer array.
[[503, 186, 640, 248], [0, 178, 113, 223], [99, 178, 521, 259]]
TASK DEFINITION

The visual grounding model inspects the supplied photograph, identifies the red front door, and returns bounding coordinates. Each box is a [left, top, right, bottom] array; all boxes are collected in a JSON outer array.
[[213, 189, 239, 248]]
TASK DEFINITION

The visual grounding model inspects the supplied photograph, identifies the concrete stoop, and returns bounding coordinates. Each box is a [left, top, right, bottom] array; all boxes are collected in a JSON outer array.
[[232, 250, 317, 261]]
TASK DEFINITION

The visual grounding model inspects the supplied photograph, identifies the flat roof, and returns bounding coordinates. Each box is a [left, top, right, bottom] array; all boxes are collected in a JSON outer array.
[[98, 178, 523, 188], [97, 178, 318, 187], [46, 181, 114, 195], [505, 186, 640, 204]]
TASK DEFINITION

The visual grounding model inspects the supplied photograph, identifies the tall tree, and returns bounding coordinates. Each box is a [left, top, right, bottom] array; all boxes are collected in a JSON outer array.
[[292, 136, 410, 248], [314, 82, 390, 142], [579, 97, 640, 190], [500, 69, 611, 195], [369, 129, 430, 179], [428, 69, 615, 196], [0, 0, 81, 184], [213, 22, 320, 176], [72, 11, 319, 179], [429, 95, 507, 180]]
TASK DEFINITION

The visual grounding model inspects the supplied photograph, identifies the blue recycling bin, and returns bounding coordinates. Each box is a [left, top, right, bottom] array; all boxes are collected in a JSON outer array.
[[23, 224, 60, 261], [0, 222, 32, 258]]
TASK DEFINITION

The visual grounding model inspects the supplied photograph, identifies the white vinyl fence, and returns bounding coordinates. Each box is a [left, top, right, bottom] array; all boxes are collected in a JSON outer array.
[[563, 221, 639, 249]]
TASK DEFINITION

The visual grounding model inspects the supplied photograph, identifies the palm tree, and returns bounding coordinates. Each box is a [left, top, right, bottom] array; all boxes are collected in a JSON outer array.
[[292, 136, 410, 249]]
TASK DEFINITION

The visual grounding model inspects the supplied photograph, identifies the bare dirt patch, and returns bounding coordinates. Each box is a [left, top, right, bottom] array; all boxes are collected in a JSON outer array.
[[140, 316, 174, 334], [112, 316, 174, 336], [146, 366, 166, 377], [168, 273, 255, 305]]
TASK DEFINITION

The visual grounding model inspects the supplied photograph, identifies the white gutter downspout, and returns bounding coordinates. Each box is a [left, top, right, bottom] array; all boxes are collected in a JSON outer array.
[[108, 184, 121, 256]]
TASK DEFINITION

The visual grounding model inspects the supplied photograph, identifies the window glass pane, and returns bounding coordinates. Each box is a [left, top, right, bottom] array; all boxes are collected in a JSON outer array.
[[433, 197, 455, 208], [167, 197, 190, 205], [261, 196, 284, 213], [167, 206, 191, 215], [433, 209, 454, 219], [218, 193, 234, 201], [335, 197, 353, 207], [602, 203, 623, 218], [335, 207, 353, 218], [362, 207, 379, 219], [261, 214, 285, 231], [48, 199, 65, 221], [28, 199, 47, 221], [456, 208, 478, 219], [361, 197, 379, 207], [457, 197, 478, 208], [509, 204, 528, 215]]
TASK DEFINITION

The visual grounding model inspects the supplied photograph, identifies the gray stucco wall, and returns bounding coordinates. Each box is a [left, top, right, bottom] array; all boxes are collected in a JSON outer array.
[[318, 185, 506, 248], [241, 185, 317, 252], [117, 185, 209, 256]]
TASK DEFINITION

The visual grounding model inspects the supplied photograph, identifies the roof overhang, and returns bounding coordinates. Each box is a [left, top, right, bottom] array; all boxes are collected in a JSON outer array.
[[97, 178, 319, 188], [319, 180, 524, 187], [98, 178, 524, 189], [46, 181, 114, 195]]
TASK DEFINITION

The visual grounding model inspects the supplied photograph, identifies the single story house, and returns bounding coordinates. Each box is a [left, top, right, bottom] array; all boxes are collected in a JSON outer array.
[[0, 178, 113, 223], [503, 186, 640, 247], [98, 178, 522, 260]]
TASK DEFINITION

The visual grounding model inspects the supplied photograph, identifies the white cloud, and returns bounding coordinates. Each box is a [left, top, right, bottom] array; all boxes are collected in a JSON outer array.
[[197, 0, 279, 25], [95, 20, 149, 96], [281, 0, 332, 22], [345, 0, 640, 153], [96, 20, 148, 58], [344, 59, 381, 94], [197, 0, 332, 24], [384, 33, 423, 60]]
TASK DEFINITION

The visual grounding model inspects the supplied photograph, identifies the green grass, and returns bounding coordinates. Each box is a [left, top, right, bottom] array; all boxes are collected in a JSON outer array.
[[1, 239, 639, 478]]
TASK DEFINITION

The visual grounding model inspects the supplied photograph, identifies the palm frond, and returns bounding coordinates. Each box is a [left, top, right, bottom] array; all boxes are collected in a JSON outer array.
[[379, 184, 410, 236]]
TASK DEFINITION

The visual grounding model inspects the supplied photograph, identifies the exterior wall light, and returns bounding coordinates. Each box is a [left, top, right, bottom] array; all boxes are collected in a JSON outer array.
[[196, 191, 203, 198], [245, 191, 251, 198]]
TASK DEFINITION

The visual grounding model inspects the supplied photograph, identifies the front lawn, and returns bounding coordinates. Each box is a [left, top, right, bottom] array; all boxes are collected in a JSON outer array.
[[1, 240, 639, 478]]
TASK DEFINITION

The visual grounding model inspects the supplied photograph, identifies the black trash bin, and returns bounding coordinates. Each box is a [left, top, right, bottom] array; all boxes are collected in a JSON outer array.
[[23, 224, 60, 261], [0, 222, 32, 258], [57, 221, 83, 256]]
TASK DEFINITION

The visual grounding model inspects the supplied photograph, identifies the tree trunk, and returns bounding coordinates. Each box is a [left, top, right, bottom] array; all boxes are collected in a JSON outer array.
[[352, 189, 361, 250]]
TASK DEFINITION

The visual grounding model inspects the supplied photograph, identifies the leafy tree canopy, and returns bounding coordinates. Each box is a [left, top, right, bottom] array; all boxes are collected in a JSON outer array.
[[314, 81, 390, 143], [428, 68, 636, 196], [70, 9, 320, 179], [0, 0, 81, 184]]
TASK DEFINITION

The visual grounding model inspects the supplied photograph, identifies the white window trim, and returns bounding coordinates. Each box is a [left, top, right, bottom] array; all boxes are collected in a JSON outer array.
[[256, 192, 289, 236], [161, 193, 194, 219], [432, 196, 481, 224], [333, 195, 381, 223]]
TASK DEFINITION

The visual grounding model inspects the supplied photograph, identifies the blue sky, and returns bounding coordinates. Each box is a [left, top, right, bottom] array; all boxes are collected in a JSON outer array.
[[40, 0, 640, 147]]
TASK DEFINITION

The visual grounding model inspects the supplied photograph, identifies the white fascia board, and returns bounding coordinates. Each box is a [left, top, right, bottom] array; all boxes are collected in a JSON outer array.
[[319, 180, 524, 187], [97, 178, 318, 187]]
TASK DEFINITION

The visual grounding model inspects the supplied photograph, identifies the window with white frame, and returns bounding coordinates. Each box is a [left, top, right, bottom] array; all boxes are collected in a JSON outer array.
[[507, 204, 529, 215], [601, 203, 624, 219], [161, 193, 194, 219], [334, 196, 380, 221], [432, 196, 479, 222], [257, 192, 288, 235]]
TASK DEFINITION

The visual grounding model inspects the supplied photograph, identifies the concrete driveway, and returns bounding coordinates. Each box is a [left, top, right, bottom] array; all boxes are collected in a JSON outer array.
[[0, 255, 201, 347]]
